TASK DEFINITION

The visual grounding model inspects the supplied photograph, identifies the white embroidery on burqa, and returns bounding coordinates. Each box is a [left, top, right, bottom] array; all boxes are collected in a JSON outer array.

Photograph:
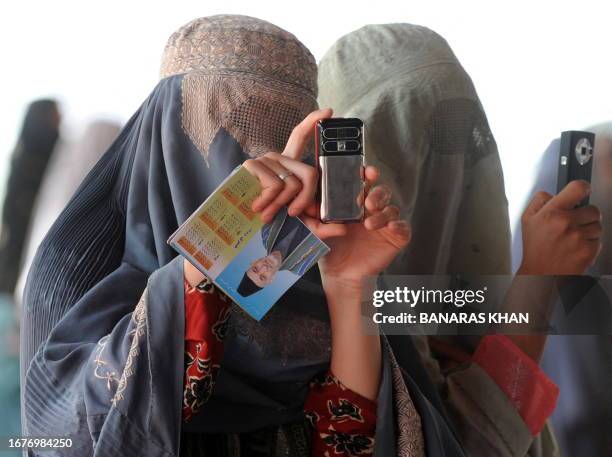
[[111, 293, 147, 406]]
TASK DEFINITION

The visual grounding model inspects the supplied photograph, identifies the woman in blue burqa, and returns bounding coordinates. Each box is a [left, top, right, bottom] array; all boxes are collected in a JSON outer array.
[[20, 16, 465, 457]]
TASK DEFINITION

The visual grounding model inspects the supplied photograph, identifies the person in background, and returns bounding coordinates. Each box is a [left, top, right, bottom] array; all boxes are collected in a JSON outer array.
[[318, 23, 602, 456], [0, 294, 20, 456], [14, 119, 120, 307], [512, 124, 612, 456], [0, 99, 59, 450], [0, 99, 60, 295]]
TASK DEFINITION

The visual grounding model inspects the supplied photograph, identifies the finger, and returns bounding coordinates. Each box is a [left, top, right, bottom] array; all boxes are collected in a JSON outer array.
[[385, 219, 412, 248], [523, 191, 553, 218], [276, 155, 319, 216], [283, 108, 333, 160], [256, 157, 302, 221], [573, 204, 601, 226], [364, 165, 379, 194], [365, 205, 400, 231], [364, 165, 379, 182], [546, 180, 591, 211], [357, 165, 379, 208], [579, 220, 603, 240], [242, 159, 284, 213], [585, 239, 602, 265], [300, 214, 348, 239], [365, 184, 392, 214], [303, 201, 320, 219]]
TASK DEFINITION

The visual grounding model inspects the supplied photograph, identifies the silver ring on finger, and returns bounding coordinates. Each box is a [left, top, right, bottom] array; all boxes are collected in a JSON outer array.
[[277, 171, 294, 181]]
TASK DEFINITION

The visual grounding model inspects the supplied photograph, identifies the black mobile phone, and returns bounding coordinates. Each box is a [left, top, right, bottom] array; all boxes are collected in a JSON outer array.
[[315, 118, 365, 223], [557, 130, 595, 207]]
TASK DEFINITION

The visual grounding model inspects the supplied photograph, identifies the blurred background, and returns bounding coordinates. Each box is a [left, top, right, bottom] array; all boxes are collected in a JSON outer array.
[[1, 1, 611, 455]]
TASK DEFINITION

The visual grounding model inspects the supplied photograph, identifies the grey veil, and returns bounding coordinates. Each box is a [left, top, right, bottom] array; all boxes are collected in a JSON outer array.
[[318, 24, 511, 276]]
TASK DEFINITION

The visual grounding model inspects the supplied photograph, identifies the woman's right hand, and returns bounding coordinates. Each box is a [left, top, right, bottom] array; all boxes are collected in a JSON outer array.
[[185, 108, 339, 287], [242, 108, 336, 223], [519, 180, 602, 275]]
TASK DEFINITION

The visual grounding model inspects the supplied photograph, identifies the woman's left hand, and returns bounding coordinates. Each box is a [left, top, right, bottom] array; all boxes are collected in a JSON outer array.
[[301, 166, 411, 286], [301, 167, 409, 401]]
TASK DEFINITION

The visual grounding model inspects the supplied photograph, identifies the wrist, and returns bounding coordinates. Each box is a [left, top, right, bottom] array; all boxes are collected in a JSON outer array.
[[183, 259, 206, 288], [321, 273, 378, 315], [321, 274, 377, 297]]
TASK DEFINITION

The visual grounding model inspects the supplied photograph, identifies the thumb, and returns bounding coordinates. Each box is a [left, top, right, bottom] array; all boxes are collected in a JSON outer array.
[[546, 180, 591, 211], [282, 108, 333, 161]]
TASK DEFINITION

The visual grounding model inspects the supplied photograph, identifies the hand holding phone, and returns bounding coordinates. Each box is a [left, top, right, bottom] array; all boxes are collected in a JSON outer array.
[[520, 180, 602, 275]]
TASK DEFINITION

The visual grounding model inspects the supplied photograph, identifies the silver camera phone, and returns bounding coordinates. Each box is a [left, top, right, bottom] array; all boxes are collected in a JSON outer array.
[[315, 118, 365, 223]]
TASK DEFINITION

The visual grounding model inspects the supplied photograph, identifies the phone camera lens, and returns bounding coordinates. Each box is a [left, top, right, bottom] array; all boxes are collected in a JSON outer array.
[[323, 141, 338, 152], [338, 127, 359, 139], [322, 127, 360, 140], [575, 138, 593, 165], [323, 128, 338, 139]]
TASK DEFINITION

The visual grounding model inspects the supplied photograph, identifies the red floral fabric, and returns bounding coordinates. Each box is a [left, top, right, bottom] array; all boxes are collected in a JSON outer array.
[[182, 279, 230, 422], [304, 372, 377, 457], [473, 335, 559, 435], [182, 281, 378, 454]]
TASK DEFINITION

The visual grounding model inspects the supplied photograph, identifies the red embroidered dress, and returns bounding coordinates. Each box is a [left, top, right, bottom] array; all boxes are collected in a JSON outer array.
[[182, 280, 377, 456]]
